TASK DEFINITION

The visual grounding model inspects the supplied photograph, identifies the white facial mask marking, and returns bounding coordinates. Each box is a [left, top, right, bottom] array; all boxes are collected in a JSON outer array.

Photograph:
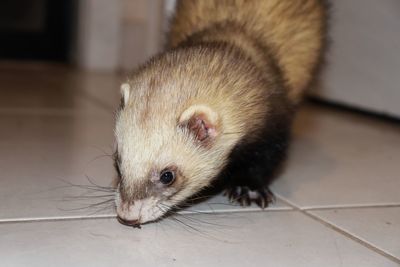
[[116, 192, 168, 224]]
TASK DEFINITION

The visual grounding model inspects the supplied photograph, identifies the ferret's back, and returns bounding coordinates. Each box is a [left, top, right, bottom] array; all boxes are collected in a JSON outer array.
[[169, 0, 327, 104]]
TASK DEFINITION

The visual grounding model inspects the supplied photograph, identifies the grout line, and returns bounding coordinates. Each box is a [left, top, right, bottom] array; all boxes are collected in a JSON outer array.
[[0, 196, 294, 225], [301, 203, 400, 211], [277, 197, 400, 265], [0, 107, 113, 117], [306, 211, 400, 264], [273, 193, 400, 211], [0, 108, 87, 116], [181, 207, 293, 215], [0, 215, 116, 225], [0, 207, 293, 225], [0, 193, 293, 225]]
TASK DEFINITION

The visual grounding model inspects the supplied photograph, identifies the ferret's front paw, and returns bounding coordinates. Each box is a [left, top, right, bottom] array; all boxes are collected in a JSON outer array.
[[224, 186, 275, 208]]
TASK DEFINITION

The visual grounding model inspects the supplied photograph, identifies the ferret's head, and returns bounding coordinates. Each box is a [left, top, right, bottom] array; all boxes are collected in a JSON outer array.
[[114, 81, 232, 226]]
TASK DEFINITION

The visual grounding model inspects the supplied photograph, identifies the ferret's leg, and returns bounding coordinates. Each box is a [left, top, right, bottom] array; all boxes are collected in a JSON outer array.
[[223, 130, 290, 208]]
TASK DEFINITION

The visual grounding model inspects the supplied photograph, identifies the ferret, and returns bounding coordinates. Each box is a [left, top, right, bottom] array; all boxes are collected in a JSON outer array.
[[114, 0, 327, 226]]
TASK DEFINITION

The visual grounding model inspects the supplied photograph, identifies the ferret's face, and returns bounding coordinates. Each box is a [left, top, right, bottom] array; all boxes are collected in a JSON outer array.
[[114, 83, 227, 226]]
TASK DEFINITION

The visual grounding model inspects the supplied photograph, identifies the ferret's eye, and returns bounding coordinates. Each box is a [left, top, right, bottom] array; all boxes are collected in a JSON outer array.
[[159, 170, 175, 185]]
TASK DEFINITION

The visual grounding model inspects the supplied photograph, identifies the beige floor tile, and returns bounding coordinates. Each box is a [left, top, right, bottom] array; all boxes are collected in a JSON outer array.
[[310, 206, 400, 260], [0, 63, 121, 112], [0, 111, 117, 220], [0, 211, 397, 267], [272, 104, 400, 208]]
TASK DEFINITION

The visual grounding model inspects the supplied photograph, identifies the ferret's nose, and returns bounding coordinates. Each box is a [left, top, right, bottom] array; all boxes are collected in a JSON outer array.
[[117, 216, 141, 228]]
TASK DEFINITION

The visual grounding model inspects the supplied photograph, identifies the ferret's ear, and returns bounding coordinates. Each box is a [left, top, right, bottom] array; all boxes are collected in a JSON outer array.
[[120, 83, 131, 107], [179, 105, 219, 146]]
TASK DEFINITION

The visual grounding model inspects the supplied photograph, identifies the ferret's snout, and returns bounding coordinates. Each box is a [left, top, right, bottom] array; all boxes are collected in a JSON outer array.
[[116, 200, 142, 227], [116, 196, 163, 225], [117, 216, 141, 228]]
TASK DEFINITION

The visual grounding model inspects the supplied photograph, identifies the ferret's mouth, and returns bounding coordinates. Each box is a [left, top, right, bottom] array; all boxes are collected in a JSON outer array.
[[117, 216, 142, 229]]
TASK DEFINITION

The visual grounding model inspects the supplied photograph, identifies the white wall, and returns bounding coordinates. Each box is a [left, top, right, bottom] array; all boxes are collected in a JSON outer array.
[[315, 0, 400, 117], [74, 0, 163, 72], [75, 0, 121, 71], [119, 0, 164, 71]]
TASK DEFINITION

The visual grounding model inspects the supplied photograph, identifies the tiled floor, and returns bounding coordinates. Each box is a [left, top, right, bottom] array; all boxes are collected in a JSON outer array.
[[0, 63, 399, 266]]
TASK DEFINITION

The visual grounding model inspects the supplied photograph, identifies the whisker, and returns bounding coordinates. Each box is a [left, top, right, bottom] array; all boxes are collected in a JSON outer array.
[[57, 180, 116, 193], [158, 204, 231, 228], [159, 203, 214, 215], [59, 199, 115, 211], [222, 131, 243, 135], [186, 194, 217, 202], [61, 194, 115, 200], [84, 175, 116, 191], [169, 216, 230, 241], [86, 154, 113, 166], [90, 145, 114, 157], [170, 216, 208, 235], [86, 203, 116, 216]]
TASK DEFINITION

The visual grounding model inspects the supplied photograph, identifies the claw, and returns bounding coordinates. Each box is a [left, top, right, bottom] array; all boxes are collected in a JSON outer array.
[[265, 188, 276, 204], [225, 186, 275, 208], [228, 189, 237, 203], [256, 197, 266, 209]]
